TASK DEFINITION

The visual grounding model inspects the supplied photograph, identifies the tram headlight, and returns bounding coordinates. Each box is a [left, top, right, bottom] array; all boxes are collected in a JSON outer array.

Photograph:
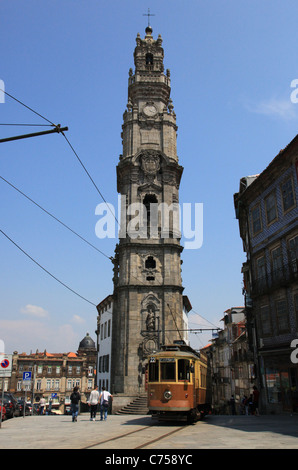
[[164, 390, 172, 401]]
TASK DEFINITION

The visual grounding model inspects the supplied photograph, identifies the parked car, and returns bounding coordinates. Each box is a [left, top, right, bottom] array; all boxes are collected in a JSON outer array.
[[17, 399, 32, 416], [3, 393, 19, 419]]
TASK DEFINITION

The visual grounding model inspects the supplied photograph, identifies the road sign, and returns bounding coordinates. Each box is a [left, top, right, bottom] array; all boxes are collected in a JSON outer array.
[[0, 354, 12, 377], [51, 393, 57, 398], [23, 371, 32, 381]]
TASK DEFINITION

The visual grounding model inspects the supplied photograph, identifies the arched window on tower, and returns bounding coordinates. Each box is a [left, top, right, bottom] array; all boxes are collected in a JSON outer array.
[[145, 256, 156, 281], [145, 256, 156, 270], [146, 53, 153, 65], [143, 194, 158, 238]]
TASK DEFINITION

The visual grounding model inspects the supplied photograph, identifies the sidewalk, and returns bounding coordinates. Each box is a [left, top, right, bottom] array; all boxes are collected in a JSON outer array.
[[1, 413, 298, 449]]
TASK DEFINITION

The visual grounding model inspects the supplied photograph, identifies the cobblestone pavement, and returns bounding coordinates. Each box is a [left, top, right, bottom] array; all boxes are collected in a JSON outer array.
[[1, 413, 298, 450]]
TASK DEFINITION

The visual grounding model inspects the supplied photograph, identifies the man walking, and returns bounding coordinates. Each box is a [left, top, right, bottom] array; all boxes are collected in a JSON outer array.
[[88, 385, 100, 421], [99, 386, 113, 421]]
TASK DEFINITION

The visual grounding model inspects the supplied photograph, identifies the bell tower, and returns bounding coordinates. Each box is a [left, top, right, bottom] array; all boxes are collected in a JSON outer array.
[[111, 26, 185, 400]]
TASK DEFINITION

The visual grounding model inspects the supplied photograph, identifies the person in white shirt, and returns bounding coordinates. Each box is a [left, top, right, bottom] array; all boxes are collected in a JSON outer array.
[[99, 386, 113, 421], [88, 385, 100, 421]]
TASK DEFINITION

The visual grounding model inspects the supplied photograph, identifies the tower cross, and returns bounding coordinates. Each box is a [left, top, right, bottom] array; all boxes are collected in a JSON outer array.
[[143, 8, 155, 27]]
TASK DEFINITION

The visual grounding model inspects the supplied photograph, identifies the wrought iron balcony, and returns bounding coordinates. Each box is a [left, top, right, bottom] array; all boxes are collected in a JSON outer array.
[[251, 259, 297, 297]]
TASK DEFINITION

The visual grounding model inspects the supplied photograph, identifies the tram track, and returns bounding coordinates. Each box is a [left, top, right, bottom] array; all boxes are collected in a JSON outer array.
[[82, 422, 189, 450]]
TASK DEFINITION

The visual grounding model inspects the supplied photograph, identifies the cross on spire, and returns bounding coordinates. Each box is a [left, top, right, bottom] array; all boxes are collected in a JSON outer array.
[[143, 8, 155, 27]]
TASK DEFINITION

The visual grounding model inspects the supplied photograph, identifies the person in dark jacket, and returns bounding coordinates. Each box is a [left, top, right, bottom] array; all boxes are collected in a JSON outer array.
[[70, 386, 81, 422]]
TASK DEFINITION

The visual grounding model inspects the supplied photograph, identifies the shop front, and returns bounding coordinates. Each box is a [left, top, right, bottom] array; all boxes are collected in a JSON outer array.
[[260, 352, 298, 414]]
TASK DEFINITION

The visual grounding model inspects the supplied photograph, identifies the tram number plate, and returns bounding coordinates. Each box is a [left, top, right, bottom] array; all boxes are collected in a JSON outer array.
[[149, 357, 156, 363]]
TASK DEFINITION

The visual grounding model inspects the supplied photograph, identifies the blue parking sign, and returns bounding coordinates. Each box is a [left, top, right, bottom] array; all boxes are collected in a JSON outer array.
[[23, 371, 32, 381]]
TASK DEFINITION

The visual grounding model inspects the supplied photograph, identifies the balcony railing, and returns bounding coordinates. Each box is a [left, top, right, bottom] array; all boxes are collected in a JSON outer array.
[[251, 259, 297, 297]]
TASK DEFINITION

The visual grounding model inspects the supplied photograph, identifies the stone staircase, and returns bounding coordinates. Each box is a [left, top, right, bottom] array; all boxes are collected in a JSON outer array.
[[115, 395, 149, 415]]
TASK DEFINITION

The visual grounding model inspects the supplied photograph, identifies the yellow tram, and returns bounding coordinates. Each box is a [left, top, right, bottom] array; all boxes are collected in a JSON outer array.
[[147, 341, 211, 422]]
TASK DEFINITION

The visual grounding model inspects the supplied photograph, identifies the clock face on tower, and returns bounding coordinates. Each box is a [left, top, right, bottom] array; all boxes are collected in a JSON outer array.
[[143, 104, 157, 118]]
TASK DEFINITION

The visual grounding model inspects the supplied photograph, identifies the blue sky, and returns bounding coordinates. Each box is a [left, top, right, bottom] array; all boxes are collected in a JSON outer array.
[[1, 0, 298, 354]]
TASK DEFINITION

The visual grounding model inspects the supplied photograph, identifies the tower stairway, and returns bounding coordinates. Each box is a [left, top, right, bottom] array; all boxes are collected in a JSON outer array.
[[115, 395, 149, 415]]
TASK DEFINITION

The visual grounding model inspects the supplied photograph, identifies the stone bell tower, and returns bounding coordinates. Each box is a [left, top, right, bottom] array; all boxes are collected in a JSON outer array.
[[111, 25, 185, 401]]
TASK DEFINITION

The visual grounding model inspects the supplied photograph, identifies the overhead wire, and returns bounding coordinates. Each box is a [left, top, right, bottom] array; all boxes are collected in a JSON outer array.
[[0, 89, 56, 126], [0, 90, 199, 341], [0, 229, 97, 307], [0, 89, 117, 304], [0, 123, 52, 127], [60, 131, 120, 227], [1, 88, 118, 225], [190, 308, 221, 330], [0, 175, 113, 261]]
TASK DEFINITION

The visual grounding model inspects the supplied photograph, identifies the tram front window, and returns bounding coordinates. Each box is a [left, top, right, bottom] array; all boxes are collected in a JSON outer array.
[[160, 361, 176, 381], [178, 359, 190, 381], [149, 360, 159, 382]]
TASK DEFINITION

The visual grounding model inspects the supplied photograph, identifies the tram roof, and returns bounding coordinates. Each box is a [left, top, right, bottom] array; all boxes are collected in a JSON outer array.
[[150, 343, 202, 359]]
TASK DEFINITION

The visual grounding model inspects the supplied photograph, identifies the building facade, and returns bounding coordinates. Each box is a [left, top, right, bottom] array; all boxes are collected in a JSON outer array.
[[3, 333, 97, 413], [234, 134, 298, 413], [209, 307, 254, 413], [110, 25, 185, 407], [96, 295, 113, 391]]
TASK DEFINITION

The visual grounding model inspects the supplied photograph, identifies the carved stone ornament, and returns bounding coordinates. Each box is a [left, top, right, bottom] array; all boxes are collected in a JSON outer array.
[[141, 151, 160, 176], [141, 336, 158, 356]]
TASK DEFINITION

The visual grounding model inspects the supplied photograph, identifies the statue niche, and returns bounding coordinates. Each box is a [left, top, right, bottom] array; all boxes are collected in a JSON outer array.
[[145, 304, 156, 331]]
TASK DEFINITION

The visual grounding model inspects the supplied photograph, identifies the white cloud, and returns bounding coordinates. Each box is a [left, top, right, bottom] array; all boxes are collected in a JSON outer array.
[[72, 314, 85, 325], [244, 96, 297, 120], [20, 304, 48, 318], [0, 319, 79, 354]]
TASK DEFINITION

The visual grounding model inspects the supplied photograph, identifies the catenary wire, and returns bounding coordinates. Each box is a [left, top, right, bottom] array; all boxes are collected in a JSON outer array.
[[0, 89, 56, 126], [190, 308, 221, 329], [60, 131, 120, 227], [1, 90, 190, 337], [1, 89, 118, 226], [0, 229, 97, 307], [0, 175, 113, 261], [0, 123, 52, 127]]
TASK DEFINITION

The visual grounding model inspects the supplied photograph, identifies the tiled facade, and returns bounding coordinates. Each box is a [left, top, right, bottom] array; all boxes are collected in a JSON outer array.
[[234, 135, 298, 413]]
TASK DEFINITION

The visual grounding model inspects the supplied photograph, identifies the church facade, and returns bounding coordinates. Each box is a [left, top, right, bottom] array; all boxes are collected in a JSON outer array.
[[109, 25, 187, 406]]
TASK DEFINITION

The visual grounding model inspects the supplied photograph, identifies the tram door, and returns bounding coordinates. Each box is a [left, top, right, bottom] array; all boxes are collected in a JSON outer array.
[[144, 363, 148, 391]]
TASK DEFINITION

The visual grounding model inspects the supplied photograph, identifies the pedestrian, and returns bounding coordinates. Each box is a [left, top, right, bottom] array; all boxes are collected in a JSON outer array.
[[240, 395, 247, 415], [229, 395, 236, 415], [247, 394, 253, 415], [243, 395, 249, 415], [252, 385, 260, 416], [88, 385, 100, 421], [39, 395, 46, 415], [99, 386, 113, 421], [70, 386, 81, 422]]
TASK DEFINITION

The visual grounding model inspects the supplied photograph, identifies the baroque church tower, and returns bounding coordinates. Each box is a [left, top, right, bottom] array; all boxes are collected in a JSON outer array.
[[111, 25, 185, 401]]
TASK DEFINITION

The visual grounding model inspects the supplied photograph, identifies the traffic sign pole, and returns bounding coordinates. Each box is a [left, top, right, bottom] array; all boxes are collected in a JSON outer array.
[[0, 385, 4, 428], [0, 354, 12, 428]]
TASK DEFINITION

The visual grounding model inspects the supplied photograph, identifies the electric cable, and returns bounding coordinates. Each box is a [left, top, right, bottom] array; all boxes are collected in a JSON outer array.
[[0, 175, 113, 261], [0, 89, 55, 126], [1, 89, 117, 227], [0, 228, 97, 307], [60, 131, 120, 227], [190, 308, 221, 330]]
